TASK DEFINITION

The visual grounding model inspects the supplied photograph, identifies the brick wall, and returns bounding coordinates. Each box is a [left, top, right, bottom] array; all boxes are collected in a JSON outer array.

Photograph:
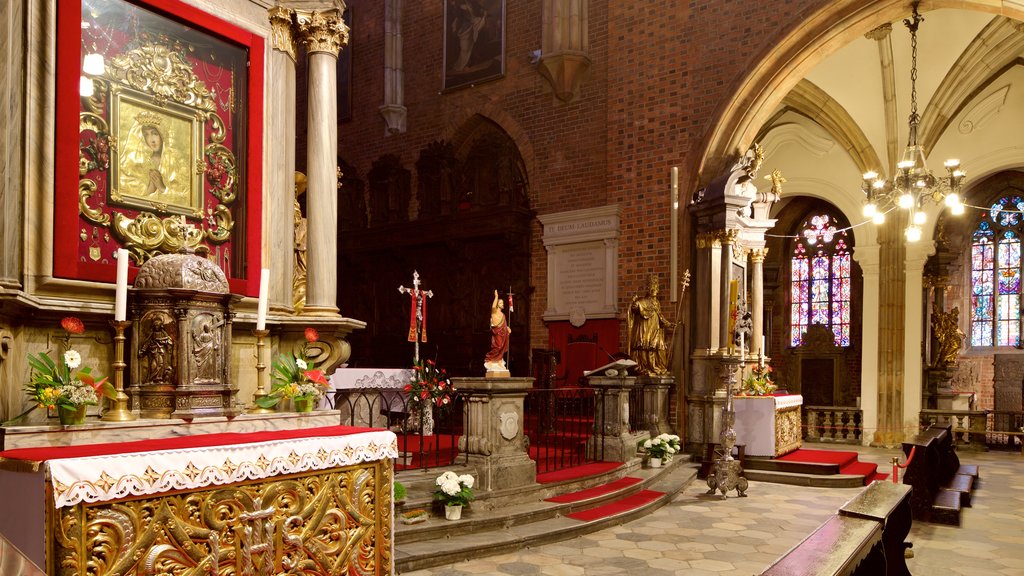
[[331, 0, 827, 356]]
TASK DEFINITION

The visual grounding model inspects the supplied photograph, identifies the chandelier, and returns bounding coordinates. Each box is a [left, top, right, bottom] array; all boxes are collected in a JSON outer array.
[[860, 1, 966, 242]]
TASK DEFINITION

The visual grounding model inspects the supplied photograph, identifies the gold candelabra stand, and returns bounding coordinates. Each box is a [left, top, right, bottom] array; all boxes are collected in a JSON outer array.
[[102, 320, 136, 422], [249, 328, 275, 414]]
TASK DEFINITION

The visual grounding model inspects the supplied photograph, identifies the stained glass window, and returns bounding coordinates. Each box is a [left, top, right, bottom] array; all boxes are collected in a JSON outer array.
[[790, 213, 851, 347], [970, 196, 1024, 347]]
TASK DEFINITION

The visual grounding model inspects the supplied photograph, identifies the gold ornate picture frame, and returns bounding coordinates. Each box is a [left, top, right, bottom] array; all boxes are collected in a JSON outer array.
[[109, 89, 205, 217]]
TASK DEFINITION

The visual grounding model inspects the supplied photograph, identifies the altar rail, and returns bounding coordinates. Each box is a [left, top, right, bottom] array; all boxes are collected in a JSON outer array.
[[803, 406, 863, 444], [333, 388, 468, 472], [919, 409, 1024, 451]]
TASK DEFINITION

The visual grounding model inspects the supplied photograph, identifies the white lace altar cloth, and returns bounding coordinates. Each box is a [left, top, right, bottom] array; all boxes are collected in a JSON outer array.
[[8, 427, 397, 508]]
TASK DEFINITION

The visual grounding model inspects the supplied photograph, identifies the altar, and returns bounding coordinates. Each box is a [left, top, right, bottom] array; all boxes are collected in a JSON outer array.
[[0, 425, 397, 575], [733, 394, 803, 457]]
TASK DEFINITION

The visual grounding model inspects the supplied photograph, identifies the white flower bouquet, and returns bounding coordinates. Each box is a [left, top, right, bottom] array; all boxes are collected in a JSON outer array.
[[642, 433, 681, 460], [433, 471, 475, 508]]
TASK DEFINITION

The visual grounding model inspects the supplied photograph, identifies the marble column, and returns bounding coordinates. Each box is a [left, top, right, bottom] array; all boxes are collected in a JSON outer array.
[[853, 243, 880, 445], [750, 248, 767, 357], [718, 230, 737, 352], [695, 232, 719, 351], [268, 7, 298, 313], [903, 241, 934, 437], [294, 8, 349, 315]]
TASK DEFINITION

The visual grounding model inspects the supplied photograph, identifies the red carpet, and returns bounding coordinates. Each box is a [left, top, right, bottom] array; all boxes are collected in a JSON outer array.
[[545, 477, 643, 503], [777, 449, 888, 485], [537, 461, 623, 484], [566, 490, 664, 522]]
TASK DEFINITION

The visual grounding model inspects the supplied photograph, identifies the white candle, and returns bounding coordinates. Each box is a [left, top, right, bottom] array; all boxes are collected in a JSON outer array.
[[256, 268, 270, 331], [114, 248, 129, 322], [739, 332, 745, 358]]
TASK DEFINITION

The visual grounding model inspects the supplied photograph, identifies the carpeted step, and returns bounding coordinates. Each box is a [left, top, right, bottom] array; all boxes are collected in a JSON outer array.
[[777, 449, 859, 468], [566, 489, 665, 522], [838, 461, 879, 486], [545, 476, 643, 504], [537, 461, 623, 484]]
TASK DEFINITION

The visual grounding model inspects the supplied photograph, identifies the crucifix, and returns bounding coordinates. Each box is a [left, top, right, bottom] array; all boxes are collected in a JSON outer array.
[[398, 271, 433, 362]]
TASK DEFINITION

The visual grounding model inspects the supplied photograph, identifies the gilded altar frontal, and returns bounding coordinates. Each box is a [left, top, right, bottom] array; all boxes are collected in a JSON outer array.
[[53, 461, 394, 575]]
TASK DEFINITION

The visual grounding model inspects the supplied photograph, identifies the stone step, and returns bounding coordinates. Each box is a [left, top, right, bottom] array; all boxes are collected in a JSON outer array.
[[394, 459, 696, 573], [743, 468, 868, 489]]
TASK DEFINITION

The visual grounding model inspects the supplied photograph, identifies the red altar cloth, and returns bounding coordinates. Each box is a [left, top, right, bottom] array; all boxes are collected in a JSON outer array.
[[0, 424, 377, 463]]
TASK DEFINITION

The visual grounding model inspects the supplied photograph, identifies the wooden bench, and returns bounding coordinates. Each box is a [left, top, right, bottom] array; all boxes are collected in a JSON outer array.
[[761, 481, 912, 576], [901, 424, 980, 525]]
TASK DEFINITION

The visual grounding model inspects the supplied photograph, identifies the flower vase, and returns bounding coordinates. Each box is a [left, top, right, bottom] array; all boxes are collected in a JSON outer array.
[[420, 405, 435, 436], [293, 397, 315, 413], [57, 405, 87, 426], [444, 504, 463, 521], [649, 457, 663, 468]]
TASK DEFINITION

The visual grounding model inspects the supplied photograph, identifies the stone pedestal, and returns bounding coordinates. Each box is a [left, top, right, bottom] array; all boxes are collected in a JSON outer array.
[[925, 366, 956, 409], [686, 351, 731, 452], [452, 377, 536, 492], [586, 375, 648, 462], [637, 375, 674, 435]]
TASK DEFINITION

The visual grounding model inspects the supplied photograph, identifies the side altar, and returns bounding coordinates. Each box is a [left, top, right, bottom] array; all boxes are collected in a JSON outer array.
[[0, 425, 397, 575], [732, 394, 803, 457]]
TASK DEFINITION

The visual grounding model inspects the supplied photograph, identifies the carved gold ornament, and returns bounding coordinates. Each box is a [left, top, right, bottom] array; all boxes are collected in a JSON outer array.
[[268, 6, 298, 61], [55, 462, 393, 576], [79, 41, 238, 265], [107, 44, 216, 112]]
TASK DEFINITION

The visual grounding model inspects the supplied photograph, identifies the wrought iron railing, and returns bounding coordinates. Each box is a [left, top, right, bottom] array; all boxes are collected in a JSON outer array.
[[524, 386, 598, 474], [802, 406, 863, 444], [332, 388, 467, 472]]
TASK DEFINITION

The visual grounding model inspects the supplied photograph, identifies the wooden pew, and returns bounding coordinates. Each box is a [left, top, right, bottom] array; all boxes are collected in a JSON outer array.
[[901, 424, 979, 525], [760, 481, 912, 576]]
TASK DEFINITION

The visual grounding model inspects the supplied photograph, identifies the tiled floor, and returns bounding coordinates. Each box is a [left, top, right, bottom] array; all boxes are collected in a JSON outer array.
[[402, 444, 1024, 575]]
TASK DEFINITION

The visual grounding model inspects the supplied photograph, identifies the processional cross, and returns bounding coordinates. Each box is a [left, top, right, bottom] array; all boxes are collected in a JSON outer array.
[[398, 271, 433, 362]]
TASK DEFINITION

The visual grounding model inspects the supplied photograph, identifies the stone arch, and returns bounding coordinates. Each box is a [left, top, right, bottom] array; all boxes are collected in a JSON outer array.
[[442, 104, 538, 205], [694, 0, 1024, 196]]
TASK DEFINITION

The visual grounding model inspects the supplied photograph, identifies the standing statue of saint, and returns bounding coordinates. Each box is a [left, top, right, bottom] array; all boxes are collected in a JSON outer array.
[[484, 289, 511, 374], [627, 275, 674, 376], [293, 172, 308, 312], [933, 306, 965, 366]]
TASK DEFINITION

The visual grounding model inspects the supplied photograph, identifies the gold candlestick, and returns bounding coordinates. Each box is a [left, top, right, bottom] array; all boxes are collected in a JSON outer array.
[[102, 320, 136, 422], [250, 328, 275, 413]]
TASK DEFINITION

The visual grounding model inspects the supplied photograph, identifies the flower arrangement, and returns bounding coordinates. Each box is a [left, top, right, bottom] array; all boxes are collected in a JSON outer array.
[[433, 471, 474, 508], [742, 363, 777, 396], [642, 433, 681, 460], [405, 359, 457, 410], [22, 317, 114, 419], [256, 327, 330, 409]]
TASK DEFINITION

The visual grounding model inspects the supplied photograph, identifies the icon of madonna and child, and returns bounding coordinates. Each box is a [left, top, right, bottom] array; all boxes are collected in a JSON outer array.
[[117, 106, 193, 208]]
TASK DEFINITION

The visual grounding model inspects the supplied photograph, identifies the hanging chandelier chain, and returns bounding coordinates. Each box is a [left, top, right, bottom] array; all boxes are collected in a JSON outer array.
[[904, 2, 923, 143]]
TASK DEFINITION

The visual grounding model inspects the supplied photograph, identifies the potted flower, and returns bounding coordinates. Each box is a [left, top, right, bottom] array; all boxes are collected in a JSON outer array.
[[20, 317, 115, 426], [404, 359, 457, 435], [433, 471, 474, 520], [742, 363, 777, 396], [256, 328, 330, 412], [642, 433, 681, 468]]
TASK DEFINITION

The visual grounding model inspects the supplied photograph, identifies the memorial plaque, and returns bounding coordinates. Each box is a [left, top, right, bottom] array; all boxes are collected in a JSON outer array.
[[540, 206, 620, 321]]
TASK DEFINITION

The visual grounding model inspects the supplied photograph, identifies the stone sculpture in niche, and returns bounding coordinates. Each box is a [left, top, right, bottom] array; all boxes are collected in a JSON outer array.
[[139, 315, 175, 383]]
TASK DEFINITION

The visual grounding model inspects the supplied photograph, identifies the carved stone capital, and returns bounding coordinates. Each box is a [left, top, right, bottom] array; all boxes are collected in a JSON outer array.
[[865, 23, 892, 41], [696, 231, 720, 249], [718, 229, 739, 245], [294, 9, 349, 56], [537, 52, 592, 102], [268, 6, 298, 61], [749, 248, 769, 263]]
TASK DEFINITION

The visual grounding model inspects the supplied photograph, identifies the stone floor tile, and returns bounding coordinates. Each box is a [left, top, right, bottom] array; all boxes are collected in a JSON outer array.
[[539, 565, 585, 576], [688, 558, 736, 572]]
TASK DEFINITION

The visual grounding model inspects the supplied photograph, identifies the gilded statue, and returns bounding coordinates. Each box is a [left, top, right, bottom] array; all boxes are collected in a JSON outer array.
[[484, 289, 511, 374], [933, 306, 965, 366], [627, 275, 674, 376], [118, 111, 189, 205], [293, 172, 308, 312]]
